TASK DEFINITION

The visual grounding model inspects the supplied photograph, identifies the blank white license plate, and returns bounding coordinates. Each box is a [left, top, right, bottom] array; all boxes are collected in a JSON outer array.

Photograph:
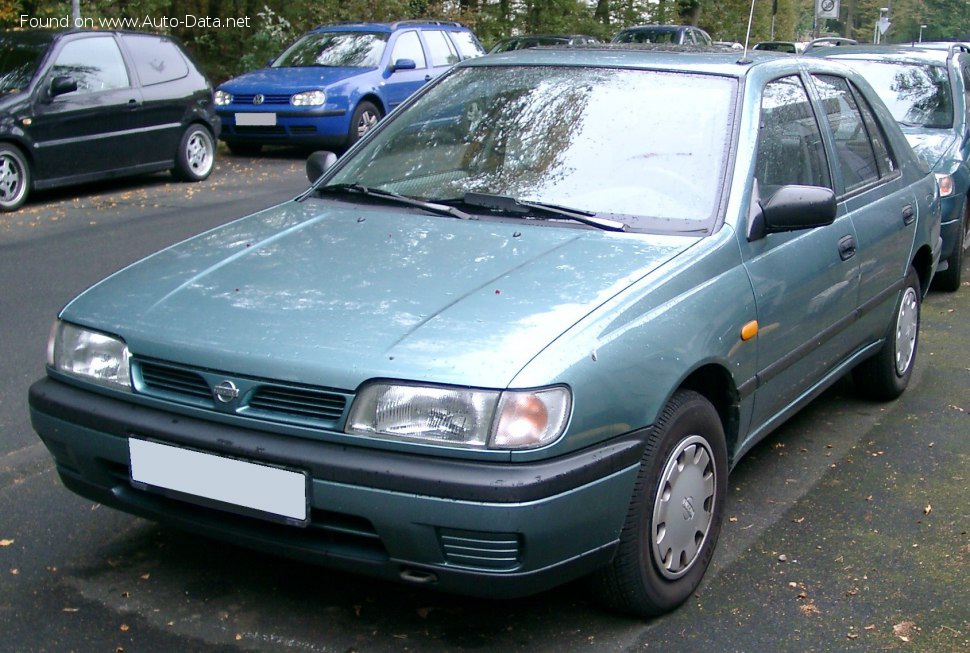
[[235, 112, 276, 126], [129, 438, 307, 524]]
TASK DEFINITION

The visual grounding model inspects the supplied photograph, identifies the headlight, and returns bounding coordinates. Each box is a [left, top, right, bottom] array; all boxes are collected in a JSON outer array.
[[214, 89, 232, 106], [47, 320, 131, 391], [346, 383, 570, 450], [291, 90, 326, 106], [935, 172, 954, 197]]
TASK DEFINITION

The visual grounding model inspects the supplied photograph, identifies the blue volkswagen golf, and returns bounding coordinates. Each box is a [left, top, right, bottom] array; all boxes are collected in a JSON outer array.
[[215, 21, 484, 154]]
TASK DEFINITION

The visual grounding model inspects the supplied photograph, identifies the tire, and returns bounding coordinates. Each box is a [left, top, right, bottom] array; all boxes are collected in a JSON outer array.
[[853, 266, 921, 400], [226, 141, 262, 157], [932, 201, 967, 292], [347, 101, 382, 148], [0, 144, 30, 211], [173, 125, 215, 181], [590, 390, 727, 617]]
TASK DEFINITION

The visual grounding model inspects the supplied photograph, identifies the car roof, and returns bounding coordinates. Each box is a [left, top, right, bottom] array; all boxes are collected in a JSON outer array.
[[462, 44, 856, 79], [805, 43, 960, 65], [616, 25, 692, 33], [310, 21, 468, 34]]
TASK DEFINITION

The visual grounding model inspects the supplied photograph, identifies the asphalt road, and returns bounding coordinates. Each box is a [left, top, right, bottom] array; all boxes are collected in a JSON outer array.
[[1, 152, 967, 652]]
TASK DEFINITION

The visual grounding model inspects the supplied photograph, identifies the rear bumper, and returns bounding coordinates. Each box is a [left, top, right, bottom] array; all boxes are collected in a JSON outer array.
[[29, 377, 644, 598]]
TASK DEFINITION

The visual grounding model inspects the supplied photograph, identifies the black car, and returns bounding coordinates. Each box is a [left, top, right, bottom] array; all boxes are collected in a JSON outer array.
[[0, 30, 220, 211]]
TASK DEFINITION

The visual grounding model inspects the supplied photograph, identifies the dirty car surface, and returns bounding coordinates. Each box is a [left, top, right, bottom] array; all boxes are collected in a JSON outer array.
[[30, 48, 941, 617]]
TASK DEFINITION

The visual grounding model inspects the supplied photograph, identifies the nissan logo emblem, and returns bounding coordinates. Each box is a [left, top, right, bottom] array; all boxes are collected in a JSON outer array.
[[253, 94, 264, 105], [213, 380, 240, 404]]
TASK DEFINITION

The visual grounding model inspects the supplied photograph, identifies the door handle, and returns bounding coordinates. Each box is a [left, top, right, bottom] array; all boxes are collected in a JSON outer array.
[[902, 205, 915, 225], [838, 235, 857, 261]]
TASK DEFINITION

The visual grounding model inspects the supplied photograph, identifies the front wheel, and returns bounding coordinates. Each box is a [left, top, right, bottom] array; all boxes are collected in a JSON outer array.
[[0, 144, 30, 211], [590, 390, 727, 617], [853, 266, 921, 400], [346, 101, 382, 148], [173, 125, 215, 181], [932, 201, 967, 292]]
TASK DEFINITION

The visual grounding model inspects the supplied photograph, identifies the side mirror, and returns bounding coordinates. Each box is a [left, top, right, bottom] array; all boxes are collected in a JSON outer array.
[[748, 185, 837, 241], [49, 75, 77, 98], [306, 150, 338, 184], [390, 58, 417, 72]]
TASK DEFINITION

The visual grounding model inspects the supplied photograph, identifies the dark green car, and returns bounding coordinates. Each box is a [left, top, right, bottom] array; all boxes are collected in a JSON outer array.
[[30, 47, 941, 617]]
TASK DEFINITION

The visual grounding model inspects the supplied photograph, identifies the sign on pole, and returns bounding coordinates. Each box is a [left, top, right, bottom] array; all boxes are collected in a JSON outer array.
[[817, 0, 840, 20]]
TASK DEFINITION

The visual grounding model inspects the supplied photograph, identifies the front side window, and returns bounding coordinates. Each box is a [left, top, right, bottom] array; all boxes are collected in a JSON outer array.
[[51, 37, 129, 93], [814, 74, 882, 193], [832, 58, 952, 129], [273, 31, 388, 68], [755, 76, 831, 196], [325, 66, 737, 232], [390, 31, 426, 69]]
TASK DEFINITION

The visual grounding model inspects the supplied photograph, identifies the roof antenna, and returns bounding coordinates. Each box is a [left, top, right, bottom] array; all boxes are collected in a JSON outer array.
[[739, 0, 757, 63]]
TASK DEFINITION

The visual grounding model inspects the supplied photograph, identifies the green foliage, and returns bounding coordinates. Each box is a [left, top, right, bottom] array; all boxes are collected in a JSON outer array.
[[3, 0, 969, 82]]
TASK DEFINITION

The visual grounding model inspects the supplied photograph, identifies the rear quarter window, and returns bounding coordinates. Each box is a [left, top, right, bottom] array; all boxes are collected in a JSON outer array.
[[123, 35, 189, 86]]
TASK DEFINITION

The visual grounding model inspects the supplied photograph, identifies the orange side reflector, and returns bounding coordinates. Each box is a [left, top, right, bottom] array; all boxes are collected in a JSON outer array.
[[741, 320, 759, 341]]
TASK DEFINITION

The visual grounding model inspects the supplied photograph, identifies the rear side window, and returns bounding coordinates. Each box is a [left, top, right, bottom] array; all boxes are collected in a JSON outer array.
[[123, 35, 189, 86], [51, 36, 129, 93], [423, 30, 460, 67], [813, 74, 883, 193], [756, 76, 831, 197], [849, 82, 897, 178], [449, 31, 485, 59]]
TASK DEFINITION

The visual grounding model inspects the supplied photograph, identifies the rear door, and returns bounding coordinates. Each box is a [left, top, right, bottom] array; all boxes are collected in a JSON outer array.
[[29, 34, 141, 181]]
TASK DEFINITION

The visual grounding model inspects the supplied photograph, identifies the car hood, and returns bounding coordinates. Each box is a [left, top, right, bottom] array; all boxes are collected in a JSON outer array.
[[61, 200, 699, 391], [218, 66, 373, 93], [901, 127, 958, 170]]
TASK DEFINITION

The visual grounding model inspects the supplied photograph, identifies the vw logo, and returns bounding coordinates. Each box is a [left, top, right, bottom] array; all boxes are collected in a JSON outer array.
[[253, 94, 264, 105], [213, 380, 240, 404]]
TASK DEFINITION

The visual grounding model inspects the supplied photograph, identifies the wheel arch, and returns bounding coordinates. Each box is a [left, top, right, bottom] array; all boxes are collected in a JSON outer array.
[[357, 93, 386, 116], [676, 363, 741, 464], [911, 242, 935, 299]]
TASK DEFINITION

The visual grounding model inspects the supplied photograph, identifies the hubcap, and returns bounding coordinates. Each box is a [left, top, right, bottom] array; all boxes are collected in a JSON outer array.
[[651, 435, 716, 579], [894, 286, 918, 375], [356, 110, 378, 138], [0, 155, 23, 203], [186, 132, 212, 175]]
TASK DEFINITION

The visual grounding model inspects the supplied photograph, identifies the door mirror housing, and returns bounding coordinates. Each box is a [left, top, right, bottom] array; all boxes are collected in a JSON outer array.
[[306, 151, 338, 184], [391, 58, 417, 72], [49, 75, 77, 98], [748, 184, 838, 241]]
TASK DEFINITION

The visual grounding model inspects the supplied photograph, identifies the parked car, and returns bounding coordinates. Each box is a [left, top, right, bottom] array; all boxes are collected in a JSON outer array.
[[0, 30, 219, 212], [31, 45, 940, 617], [489, 34, 601, 53], [752, 41, 803, 54], [809, 43, 970, 290], [215, 21, 485, 154], [611, 24, 713, 46]]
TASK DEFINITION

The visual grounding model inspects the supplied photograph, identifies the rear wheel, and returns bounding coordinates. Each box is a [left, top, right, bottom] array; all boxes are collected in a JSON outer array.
[[173, 125, 215, 181], [933, 201, 967, 292], [590, 390, 727, 617], [854, 266, 921, 400], [0, 144, 30, 211], [347, 101, 382, 148]]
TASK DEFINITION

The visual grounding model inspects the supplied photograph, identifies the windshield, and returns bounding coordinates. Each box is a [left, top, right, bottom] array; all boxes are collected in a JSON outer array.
[[838, 59, 953, 128], [325, 65, 736, 231], [0, 37, 47, 94], [273, 31, 388, 68]]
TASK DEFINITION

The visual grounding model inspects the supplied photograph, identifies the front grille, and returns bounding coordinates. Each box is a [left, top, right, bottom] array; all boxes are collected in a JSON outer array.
[[249, 386, 346, 421], [139, 361, 210, 399], [438, 528, 521, 571], [235, 93, 291, 105]]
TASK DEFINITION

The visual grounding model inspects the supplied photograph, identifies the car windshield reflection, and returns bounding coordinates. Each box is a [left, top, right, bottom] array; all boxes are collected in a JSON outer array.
[[324, 65, 736, 233], [273, 31, 388, 68]]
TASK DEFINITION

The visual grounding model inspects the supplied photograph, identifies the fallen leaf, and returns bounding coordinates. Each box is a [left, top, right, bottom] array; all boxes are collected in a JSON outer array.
[[0, 539, 13, 547], [923, 504, 932, 515], [847, 633, 859, 640], [893, 621, 918, 641], [799, 603, 820, 615]]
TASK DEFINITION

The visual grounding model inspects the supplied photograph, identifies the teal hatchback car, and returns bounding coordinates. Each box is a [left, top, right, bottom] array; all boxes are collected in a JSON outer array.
[[30, 47, 941, 616]]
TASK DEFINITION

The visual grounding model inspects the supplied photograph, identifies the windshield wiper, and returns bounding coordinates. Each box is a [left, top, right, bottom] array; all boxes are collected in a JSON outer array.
[[318, 183, 471, 220], [458, 192, 628, 232]]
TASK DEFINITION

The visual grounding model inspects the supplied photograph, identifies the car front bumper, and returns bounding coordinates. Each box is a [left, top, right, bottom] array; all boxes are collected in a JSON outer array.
[[216, 108, 350, 147], [29, 377, 643, 598]]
